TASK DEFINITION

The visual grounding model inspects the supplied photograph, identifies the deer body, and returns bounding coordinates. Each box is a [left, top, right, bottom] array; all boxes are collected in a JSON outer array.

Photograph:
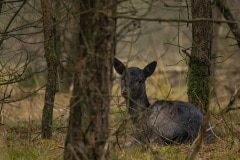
[[114, 58, 214, 144]]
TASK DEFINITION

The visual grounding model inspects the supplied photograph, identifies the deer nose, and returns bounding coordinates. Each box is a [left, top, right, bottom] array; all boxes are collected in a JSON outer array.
[[121, 89, 127, 97]]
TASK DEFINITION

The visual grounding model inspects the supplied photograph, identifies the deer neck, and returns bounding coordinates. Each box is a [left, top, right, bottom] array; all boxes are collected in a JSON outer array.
[[125, 93, 150, 123]]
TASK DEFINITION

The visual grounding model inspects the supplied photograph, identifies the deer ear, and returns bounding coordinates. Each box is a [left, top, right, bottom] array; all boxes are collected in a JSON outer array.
[[143, 61, 157, 78], [114, 58, 126, 75]]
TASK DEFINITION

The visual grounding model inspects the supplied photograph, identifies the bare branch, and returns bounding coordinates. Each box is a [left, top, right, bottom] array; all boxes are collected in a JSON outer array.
[[221, 86, 240, 113], [115, 15, 238, 24], [0, 0, 27, 47], [215, 0, 240, 47], [3, 85, 46, 103]]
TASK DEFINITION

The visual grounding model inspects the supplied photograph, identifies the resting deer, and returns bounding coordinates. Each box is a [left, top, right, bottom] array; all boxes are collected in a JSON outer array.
[[114, 58, 214, 145]]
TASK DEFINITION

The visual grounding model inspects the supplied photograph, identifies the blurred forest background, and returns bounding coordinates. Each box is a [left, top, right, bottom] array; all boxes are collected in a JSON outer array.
[[1, 0, 240, 159]]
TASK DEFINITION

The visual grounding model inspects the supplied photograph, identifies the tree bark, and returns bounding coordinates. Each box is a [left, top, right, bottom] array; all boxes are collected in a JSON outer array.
[[64, 1, 116, 160], [188, 0, 213, 114], [41, 0, 58, 139]]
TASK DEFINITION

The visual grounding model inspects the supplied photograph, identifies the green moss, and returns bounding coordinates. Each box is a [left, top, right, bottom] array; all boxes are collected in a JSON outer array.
[[187, 56, 210, 113]]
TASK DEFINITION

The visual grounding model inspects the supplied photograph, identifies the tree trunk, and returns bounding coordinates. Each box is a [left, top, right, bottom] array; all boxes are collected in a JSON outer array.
[[188, 0, 213, 114], [64, 1, 116, 160], [41, 0, 58, 139]]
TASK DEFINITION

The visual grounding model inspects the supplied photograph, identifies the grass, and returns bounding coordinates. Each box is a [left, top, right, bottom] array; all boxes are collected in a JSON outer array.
[[2, 121, 240, 160], [110, 141, 240, 160], [0, 121, 65, 160], [1, 108, 240, 160]]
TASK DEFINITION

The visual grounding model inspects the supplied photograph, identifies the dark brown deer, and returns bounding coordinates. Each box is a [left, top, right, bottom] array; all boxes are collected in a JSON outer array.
[[114, 58, 214, 145]]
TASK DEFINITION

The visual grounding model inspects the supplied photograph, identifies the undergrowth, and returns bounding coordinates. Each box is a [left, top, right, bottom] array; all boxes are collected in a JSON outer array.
[[1, 109, 240, 160], [0, 121, 65, 160]]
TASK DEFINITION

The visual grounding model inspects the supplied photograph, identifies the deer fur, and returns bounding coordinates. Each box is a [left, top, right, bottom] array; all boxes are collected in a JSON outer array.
[[114, 58, 214, 145]]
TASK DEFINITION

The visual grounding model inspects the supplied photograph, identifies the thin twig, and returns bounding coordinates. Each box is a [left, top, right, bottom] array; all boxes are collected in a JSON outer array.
[[0, 0, 27, 47], [185, 113, 210, 160], [115, 15, 238, 24], [215, 0, 240, 47], [221, 86, 240, 113]]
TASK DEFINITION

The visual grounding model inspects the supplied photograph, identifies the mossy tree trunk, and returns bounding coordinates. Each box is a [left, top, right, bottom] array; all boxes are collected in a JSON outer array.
[[64, 1, 116, 160], [41, 0, 58, 139], [188, 0, 213, 114]]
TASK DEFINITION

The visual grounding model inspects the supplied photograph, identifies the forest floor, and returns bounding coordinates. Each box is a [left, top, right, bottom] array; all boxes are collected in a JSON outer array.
[[0, 89, 240, 160]]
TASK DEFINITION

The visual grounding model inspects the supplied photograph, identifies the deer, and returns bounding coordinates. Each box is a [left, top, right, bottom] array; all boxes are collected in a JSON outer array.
[[113, 58, 214, 145]]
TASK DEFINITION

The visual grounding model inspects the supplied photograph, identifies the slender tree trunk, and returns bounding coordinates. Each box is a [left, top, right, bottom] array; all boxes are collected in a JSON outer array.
[[210, 5, 221, 108], [188, 0, 213, 114], [41, 0, 58, 139], [64, 1, 116, 159]]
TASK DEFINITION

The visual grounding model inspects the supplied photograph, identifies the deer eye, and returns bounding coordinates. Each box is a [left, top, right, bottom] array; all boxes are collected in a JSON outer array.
[[136, 79, 143, 84]]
